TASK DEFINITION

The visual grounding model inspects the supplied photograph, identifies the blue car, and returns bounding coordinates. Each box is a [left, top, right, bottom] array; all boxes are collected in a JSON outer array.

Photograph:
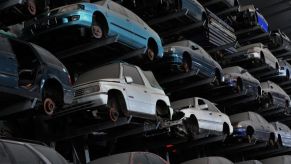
[[161, 40, 224, 83], [23, 0, 163, 61], [0, 35, 74, 116]]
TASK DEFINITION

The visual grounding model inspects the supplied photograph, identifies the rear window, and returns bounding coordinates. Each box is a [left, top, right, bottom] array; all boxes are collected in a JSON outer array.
[[76, 63, 120, 85]]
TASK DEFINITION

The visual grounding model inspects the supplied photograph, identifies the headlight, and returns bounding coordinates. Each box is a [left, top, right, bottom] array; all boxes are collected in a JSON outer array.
[[83, 85, 100, 95], [249, 52, 260, 58], [58, 4, 84, 13], [164, 47, 176, 53]]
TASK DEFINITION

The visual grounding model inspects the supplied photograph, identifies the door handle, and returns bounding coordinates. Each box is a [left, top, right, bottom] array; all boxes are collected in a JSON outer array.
[[209, 113, 212, 115], [126, 19, 130, 22], [219, 114, 222, 116], [144, 90, 147, 93]]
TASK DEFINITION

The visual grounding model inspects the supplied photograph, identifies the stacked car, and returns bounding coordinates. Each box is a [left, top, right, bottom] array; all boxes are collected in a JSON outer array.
[[1, 0, 291, 164]]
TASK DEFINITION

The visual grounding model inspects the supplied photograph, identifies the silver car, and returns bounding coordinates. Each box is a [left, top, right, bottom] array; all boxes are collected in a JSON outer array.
[[261, 81, 290, 112], [230, 112, 277, 144], [261, 155, 291, 164], [236, 161, 262, 164], [181, 157, 233, 164], [172, 97, 233, 138], [223, 66, 261, 96], [271, 122, 291, 147], [228, 43, 279, 70]]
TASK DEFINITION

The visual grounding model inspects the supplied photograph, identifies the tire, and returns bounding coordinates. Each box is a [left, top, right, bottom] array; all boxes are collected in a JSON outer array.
[[246, 127, 255, 143], [223, 123, 230, 136], [27, 0, 37, 16], [107, 96, 121, 122], [91, 21, 105, 39], [236, 78, 243, 93], [145, 40, 157, 62], [156, 104, 170, 122], [181, 54, 191, 73], [276, 136, 283, 148], [269, 133, 276, 146], [42, 88, 63, 116], [184, 117, 199, 139]]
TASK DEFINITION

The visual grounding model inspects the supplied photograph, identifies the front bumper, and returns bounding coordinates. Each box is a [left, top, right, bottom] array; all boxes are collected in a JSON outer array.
[[26, 10, 92, 36]]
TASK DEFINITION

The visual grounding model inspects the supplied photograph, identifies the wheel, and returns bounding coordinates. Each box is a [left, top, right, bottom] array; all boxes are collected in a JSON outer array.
[[184, 118, 199, 139], [43, 98, 56, 116], [42, 87, 63, 116], [146, 46, 155, 61], [107, 96, 121, 122], [269, 134, 276, 147], [27, 0, 37, 16], [264, 95, 273, 108], [156, 104, 170, 122], [91, 21, 105, 39], [236, 78, 243, 93], [246, 127, 255, 143]]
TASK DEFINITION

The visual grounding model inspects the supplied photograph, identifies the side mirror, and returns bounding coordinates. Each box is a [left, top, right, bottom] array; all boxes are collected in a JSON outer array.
[[125, 76, 133, 84]]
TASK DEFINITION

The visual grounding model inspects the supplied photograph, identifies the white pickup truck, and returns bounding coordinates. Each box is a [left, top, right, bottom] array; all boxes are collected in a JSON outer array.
[[70, 62, 172, 122]]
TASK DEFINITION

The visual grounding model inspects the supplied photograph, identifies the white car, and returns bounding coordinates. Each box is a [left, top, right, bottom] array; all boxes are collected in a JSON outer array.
[[229, 43, 279, 70], [182, 157, 233, 164], [271, 122, 291, 147], [171, 97, 233, 138], [235, 160, 262, 164], [70, 63, 172, 122], [261, 155, 291, 164]]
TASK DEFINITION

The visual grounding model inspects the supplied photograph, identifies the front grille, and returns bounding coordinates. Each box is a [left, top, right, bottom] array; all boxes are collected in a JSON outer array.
[[75, 88, 85, 97]]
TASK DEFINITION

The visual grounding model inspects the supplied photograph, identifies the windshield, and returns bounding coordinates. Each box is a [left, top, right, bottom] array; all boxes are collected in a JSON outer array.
[[143, 71, 162, 89], [76, 63, 120, 85]]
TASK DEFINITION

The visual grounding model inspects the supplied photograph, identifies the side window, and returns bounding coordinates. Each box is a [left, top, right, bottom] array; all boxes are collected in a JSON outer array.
[[4, 142, 44, 164], [108, 1, 127, 17], [198, 99, 205, 105], [123, 65, 144, 85]]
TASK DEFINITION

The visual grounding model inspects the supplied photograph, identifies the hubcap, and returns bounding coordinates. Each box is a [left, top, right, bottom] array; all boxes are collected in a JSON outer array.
[[44, 98, 56, 116], [92, 25, 103, 39], [147, 48, 155, 61], [27, 0, 36, 15]]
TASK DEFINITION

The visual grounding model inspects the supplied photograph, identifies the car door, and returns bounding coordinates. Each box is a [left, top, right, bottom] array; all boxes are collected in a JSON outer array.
[[123, 7, 147, 48], [122, 65, 152, 115], [207, 102, 224, 132], [256, 114, 271, 140], [106, 1, 133, 46], [196, 98, 216, 131], [0, 38, 18, 88]]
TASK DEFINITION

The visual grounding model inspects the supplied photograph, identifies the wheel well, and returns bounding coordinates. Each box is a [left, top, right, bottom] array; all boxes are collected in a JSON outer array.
[[246, 126, 254, 135], [257, 86, 262, 96], [92, 12, 108, 34], [148, 38, 158, 55], [189, 114, 199, 129], [270, 132, 275, 141], [260, 52, 265, 61], [215, 68, 221, 82], [156, 100, 170, 119], [182, 52, 192, 68], [108, 89, 127, 113], [223, 123, 230, 135], [43, 79, 63, 103], [237, 77, 243, 89], [276, 62, 279, 70]]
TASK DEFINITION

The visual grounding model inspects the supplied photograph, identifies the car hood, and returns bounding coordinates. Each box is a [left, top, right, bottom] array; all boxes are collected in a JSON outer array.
[[74, 78, 122, 88]]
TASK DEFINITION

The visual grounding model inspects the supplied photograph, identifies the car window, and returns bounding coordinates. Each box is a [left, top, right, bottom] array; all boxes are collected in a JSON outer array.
[[123, 65, 144, 85], [143, 71, 162, 89], [256, 114, 268, 125], [31, 43, 64, 68], [198, 99, 205, 105], [108, 1, 127, 17], [4, 142, 44, 164], [0, 142, 11, 164], [31, 144, 68, 164], [230, 112, 250, 123], [75, 63, 120, 85]]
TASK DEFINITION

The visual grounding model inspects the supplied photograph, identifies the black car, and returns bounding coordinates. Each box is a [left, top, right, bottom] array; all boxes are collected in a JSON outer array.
[[0, 0, 47, 26], [0, 35, 73, 116], [0, 138, 68, 164]]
